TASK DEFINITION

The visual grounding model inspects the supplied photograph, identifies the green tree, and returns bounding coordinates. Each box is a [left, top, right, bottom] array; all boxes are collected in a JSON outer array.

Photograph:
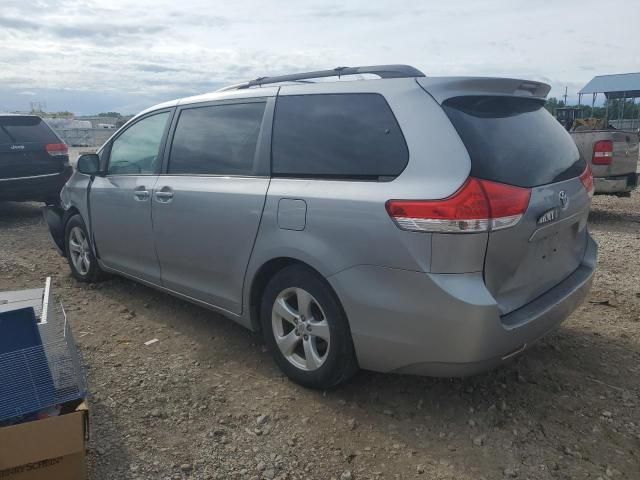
[[544, 97, 565, 114], [605, 98, 639, 120], [42, 111, 74, 118]]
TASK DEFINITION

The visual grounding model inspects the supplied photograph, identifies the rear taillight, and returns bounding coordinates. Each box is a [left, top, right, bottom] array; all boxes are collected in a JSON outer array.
[[386, 178, 531, 233], [592, 140, 613, 165], [580, 164, 595, 197], [46, 143, 68, 157]]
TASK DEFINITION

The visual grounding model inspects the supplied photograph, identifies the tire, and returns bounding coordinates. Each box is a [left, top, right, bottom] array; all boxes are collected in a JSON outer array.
[[64, 214, 103, 282], [260, 264, 358, 389]]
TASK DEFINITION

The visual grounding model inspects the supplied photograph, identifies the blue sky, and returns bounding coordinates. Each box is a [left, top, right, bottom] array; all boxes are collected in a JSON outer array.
[[0, 0, 638, 115]]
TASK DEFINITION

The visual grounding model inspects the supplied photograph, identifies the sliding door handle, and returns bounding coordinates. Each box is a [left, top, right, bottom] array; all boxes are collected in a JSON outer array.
[[154, 187, 174, 203], [133, 189, 150, 201]]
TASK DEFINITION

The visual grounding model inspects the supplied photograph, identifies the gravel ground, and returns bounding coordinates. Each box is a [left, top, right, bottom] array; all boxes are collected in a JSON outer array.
[[0, 192, 638, 480]]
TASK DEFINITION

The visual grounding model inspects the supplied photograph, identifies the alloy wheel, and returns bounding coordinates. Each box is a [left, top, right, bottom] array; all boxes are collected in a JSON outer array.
[[68, 226, 91, 276], [271, 287, 331, 371]]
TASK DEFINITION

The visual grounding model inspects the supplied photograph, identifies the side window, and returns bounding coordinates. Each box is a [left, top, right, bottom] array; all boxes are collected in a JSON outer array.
[[168, 102, 266, 176], [107, 112, 169, 175], [272, 93, 409, 179]]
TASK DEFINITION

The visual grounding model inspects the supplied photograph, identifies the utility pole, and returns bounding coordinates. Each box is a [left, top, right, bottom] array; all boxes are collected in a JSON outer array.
[[563, 86, 568, 105], [29, 101, 46, 114]]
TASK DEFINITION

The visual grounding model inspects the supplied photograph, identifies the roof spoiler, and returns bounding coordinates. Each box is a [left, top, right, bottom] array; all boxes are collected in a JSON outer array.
[[417, 77, 551, 104]]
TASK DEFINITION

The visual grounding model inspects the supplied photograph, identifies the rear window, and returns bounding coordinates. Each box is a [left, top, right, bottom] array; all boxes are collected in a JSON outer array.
[[0, 127, 10, 144], [272, 93, 408, 180], [443, 96, 585, 188], [0, 116, 59, 144]]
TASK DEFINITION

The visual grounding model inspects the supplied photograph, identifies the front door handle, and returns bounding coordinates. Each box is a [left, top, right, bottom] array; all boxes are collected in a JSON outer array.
[[133, 187, 150, 201], [154, 187, 174, 202]]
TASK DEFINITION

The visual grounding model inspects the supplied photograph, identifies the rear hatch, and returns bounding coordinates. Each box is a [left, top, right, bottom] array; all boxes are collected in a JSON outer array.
[[442, 95, 591, 315], [0, 116, 68, 180]]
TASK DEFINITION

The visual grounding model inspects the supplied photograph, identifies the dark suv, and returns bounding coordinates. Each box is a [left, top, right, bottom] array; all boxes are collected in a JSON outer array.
[[0, 114, 71, 205]]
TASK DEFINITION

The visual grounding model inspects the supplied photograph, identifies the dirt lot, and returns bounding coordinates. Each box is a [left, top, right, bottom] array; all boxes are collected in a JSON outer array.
[[0, 192, 638, 480]]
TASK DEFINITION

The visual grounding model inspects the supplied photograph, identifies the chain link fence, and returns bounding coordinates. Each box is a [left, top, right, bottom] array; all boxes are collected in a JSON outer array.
[[53, 128, 113, 147]]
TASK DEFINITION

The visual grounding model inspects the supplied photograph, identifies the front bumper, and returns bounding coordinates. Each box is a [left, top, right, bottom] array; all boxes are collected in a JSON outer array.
[[42, 205, 66, 256], [0, 167, 72, 202], [328, 235, 597, 377], [594, 173, 638, 194]]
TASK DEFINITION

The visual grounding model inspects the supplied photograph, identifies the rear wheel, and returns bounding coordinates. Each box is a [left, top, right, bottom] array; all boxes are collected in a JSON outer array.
[[261, 265, 358, 389], [65, 215, 103, 282]]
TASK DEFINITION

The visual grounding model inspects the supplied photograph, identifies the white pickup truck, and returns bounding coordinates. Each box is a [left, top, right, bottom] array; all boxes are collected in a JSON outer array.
[[571, 129, 639, 196]]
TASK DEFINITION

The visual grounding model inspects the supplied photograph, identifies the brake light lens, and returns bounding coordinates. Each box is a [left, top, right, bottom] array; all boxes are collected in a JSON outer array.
[[46, 143, 68, 157], [386, 178, 531, 233], [592, 140, 613, 165], [580, 164, 594, 197]]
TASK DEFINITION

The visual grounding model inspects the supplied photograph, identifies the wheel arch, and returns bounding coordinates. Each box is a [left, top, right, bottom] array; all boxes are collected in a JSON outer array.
[[247, 257, 345, 333], [63, 206, 81, 223], [62, 207, 102, 260]]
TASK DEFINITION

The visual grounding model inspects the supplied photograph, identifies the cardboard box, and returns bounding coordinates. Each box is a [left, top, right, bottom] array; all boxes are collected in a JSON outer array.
[[0, 403, 88, 480]]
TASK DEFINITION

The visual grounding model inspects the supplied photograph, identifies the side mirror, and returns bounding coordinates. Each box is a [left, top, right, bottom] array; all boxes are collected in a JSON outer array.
[[77, 154, 101, 175]]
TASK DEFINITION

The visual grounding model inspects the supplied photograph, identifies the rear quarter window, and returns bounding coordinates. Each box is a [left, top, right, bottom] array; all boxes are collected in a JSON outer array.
[[443, 96, 585, 188], [0, 116, 59, 144], [272, 93, 408, 180]]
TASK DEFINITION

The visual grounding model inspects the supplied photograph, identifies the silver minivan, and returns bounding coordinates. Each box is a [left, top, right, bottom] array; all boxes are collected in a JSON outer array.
[[44, 65, 597, 388]]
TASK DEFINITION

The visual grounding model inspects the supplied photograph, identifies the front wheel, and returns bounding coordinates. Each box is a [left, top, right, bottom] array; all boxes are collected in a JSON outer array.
[[261, 265, 358, 389], [64, 214, 103, 282]]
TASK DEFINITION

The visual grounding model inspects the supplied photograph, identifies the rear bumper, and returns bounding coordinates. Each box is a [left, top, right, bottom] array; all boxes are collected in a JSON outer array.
[[328, 234, 597, 376], [594, 173, 638, 193], [0, 167, 72, 202]]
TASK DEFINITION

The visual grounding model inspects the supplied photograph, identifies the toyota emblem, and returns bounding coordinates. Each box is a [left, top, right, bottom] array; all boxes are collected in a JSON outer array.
[[559, 190, 568, 208]]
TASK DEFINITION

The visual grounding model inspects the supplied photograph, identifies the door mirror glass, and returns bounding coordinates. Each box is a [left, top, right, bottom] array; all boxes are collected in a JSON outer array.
[[77, 154, 100, 175]]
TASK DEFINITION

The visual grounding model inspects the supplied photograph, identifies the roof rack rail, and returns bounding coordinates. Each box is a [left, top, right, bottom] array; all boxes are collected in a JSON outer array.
[[216, 64, 425, 92]]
